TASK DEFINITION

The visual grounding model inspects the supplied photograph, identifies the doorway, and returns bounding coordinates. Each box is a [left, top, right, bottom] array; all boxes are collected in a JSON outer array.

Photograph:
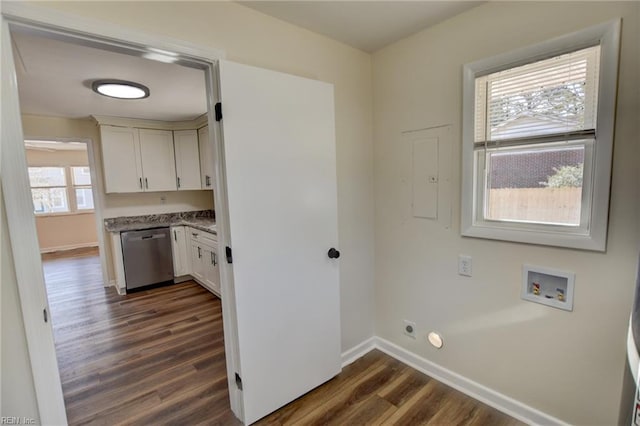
[[3, 11, 236, 424]]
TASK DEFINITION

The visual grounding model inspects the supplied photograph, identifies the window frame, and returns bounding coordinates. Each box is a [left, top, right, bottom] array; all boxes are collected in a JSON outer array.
[[461, 20, 621, 251], [28, 165, 95, 216]]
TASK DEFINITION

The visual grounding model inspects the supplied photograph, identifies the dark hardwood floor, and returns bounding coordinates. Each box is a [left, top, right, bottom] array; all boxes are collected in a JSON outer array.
[[42, 248, 522, 426]]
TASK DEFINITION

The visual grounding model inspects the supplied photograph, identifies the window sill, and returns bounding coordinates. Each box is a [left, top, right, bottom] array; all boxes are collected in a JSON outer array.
[[34, 210, 95, 218], [461, 223, 605, 252]]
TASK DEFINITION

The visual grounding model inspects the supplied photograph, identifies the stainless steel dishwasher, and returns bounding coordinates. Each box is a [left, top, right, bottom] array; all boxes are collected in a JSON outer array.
[[121, 227, 174, 291]]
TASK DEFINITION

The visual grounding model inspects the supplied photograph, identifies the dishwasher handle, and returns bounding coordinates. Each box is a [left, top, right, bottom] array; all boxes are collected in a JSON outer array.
[[127, 233, 167, 242]]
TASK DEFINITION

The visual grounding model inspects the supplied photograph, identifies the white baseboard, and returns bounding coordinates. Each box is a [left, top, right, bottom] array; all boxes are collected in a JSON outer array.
[[373, 337, 568, 426], [40, 242, 98, 253], [341, 337, 376, 367]]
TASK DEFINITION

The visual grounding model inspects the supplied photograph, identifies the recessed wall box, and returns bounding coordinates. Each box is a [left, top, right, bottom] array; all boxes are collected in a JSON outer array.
[[522, 265, 575, 311]]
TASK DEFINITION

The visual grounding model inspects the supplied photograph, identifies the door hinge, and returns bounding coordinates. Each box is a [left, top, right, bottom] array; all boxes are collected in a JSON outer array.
[[215, 102, 223, 121], [225, 246, 233, 264], [43, 308, 48, 323], [235, 372, 243, 390]]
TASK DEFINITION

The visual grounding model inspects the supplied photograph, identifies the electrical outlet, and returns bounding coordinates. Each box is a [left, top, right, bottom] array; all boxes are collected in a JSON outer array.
[[458, 255, 472, 277], [403, 320, 416, 339]]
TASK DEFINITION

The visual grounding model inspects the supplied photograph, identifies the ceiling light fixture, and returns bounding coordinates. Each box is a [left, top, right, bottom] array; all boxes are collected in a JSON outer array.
[[91, 79, 150, 100]]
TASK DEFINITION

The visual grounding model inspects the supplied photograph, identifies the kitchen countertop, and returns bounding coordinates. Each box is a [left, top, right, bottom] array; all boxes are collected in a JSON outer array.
[[104, 210, 216, 234]]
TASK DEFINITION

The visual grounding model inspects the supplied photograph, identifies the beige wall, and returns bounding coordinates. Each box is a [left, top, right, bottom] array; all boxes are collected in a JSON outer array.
[[26, 147, 99, 252], [372, 2, 639, 424]]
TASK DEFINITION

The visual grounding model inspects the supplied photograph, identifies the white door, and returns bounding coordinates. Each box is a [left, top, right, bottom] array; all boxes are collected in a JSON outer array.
[[218, 60, 341, 424], [99, 126, 143, 193], [173, 129, 202, 190], [138, 128, 177, 191]]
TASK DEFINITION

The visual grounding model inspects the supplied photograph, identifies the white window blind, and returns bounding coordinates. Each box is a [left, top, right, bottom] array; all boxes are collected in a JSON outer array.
[[474, 45, 600, 144]]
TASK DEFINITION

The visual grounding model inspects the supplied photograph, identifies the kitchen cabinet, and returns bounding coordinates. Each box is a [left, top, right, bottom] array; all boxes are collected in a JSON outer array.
[[188, 227, 220, 295], [138, 129, 177, 192], [170, 225, 189, 277], [99, 125, 177, 193], [100, 126, 143, 193], [173, 130, 202, 190], [198, 125, 215, 189]]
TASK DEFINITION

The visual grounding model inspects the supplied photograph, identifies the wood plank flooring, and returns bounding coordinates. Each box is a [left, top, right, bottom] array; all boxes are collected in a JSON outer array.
[[43, 248, 522, 426]]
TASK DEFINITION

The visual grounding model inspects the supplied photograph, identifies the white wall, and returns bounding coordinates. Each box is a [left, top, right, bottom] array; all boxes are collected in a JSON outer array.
[[372, 2, 639, 424]]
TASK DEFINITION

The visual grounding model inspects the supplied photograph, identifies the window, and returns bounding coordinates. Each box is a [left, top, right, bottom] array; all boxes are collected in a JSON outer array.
[[28, 167, 69, 214], [72, 167, 94, 210], [461, 21, 620, 251], [28, 166, 94, 214]]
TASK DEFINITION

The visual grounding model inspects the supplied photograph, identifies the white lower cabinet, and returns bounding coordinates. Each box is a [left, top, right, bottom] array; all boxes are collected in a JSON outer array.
[[188, 227, 220, 296], [170, 226, 189, 277]]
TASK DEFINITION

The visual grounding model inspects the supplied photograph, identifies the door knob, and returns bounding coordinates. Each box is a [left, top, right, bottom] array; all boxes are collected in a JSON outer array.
[[327, 248, 340, 259]]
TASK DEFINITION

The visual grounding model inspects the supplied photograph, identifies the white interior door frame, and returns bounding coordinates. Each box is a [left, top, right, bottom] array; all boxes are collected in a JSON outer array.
[[0, 3, 244, 423]]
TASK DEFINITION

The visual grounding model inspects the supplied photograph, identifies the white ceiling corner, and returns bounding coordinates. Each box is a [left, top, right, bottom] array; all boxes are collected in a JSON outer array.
[[238, 1, 483, 53]]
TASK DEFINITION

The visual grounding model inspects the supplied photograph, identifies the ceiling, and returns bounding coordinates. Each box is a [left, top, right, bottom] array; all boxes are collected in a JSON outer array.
[[25, 140, 87, 151], [11, 2, 479, 121], [12, 30, 207, 122], [239, 1, 482, 53]]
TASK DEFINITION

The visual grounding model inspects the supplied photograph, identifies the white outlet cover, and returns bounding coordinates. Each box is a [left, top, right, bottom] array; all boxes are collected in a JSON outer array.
[[458, 255, 472, 277]]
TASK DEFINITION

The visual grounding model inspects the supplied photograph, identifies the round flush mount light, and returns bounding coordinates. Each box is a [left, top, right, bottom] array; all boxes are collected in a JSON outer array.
[[91, 79, 150, 100]]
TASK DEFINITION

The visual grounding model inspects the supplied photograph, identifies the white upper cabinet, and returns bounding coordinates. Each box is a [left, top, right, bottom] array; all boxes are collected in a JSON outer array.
[[100, 125, 178, 193], [173, 129, 202, 191], [198, 125, 215, 189], [138, 129, 177, 192], [100, 126, 143, 193]]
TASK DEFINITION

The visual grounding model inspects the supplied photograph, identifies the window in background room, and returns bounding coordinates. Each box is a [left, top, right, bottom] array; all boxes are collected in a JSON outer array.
[[72, 166, 94, 210], [28, 166, 70, 214], [461, 21, 620, 251], [28, 166, 94, 214]]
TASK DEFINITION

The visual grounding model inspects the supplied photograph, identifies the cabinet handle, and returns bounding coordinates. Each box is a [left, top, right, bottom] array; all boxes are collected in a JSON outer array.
[[174, 230, 177, 241], [210, 251, 215, 265], [205, 175, 211, 187], [177, 177, 181, 189], [198, 246, 202, 258], [139, 177, 143, 189], [192, 232, 199, 237], [145, 178, 149, 189]]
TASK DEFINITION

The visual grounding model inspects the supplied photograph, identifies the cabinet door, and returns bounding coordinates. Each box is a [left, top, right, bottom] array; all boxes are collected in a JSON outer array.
[[203, 244, 220, 294], [171, 226, 189, 276], [190, 241, 205, 282], [139, 129, 177, 191], [198, 125, 215, 189], [174, 130, 202, 190], [100, 126, 143, 193]]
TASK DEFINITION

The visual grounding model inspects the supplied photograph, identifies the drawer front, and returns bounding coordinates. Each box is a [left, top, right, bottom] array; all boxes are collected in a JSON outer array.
[[188, 227, 217, 247]]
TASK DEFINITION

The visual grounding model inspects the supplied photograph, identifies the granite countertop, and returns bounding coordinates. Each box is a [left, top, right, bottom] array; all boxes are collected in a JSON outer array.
[[104, 210, 216, 234]]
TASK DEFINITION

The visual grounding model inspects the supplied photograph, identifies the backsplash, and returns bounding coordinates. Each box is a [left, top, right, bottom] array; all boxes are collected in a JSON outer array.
[[104, 209, 215, 232]]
